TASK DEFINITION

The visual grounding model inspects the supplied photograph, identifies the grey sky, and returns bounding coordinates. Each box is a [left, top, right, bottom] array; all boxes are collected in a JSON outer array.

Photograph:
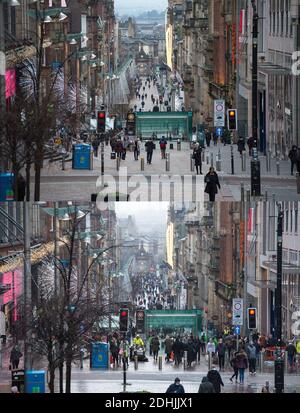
[[115, 0, 168, 15], [115, 202, 168, 231]]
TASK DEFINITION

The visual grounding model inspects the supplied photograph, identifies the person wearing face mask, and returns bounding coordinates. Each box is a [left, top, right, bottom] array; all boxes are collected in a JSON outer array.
[[166, 377, 185, 394]]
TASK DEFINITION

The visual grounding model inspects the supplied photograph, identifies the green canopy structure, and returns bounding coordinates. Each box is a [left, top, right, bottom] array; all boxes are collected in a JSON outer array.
[[136, 112, 193, 140], [145, 310, 202, 336]]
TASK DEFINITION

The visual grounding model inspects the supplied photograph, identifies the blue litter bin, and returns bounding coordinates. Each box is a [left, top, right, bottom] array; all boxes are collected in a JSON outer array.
[[25, 371, 46, 393], [72, 144, 93, 170], [0, 173, 15, 201], [90, 342, 109, 369]]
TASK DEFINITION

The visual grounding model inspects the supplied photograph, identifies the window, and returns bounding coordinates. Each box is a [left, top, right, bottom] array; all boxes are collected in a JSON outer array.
[[295, 207, 298, 233], [290, 207, 293, 233], [285, 209, 289, 232], [285, 0, 289, 37]]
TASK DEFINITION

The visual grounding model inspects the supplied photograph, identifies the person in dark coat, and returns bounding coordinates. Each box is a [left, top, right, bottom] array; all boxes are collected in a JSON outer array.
[[247, 136, 255, 156], [193, 143, 203, 175], [205, 129, 211, 147], [10, 345, 23, 369], [187, 340, 196, 367], [166, 378, 185, 394], [235, 349, 248, 384], [151, 336, 160, 362], [172, 337, 183, 365], [216, 339, 226, 371], [204, 167, 221, 202], [207, 367, 224, 393], [145, 139, 155, 165], [229, 352, 239, 383], [92, 135, 100, 157], [289, 145, 298, 175], [237, 137, 246, 155], [198, 376, 216, 393]]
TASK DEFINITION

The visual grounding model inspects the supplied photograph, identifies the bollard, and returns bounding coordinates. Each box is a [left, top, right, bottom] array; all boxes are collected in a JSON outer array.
[[202, 150, 205, 163], [216, 153, 221, 172], [285, 351, 288, 374], [206, 154, 210, 165], [210, 152, 214, 167], [101, 142, 105, 176], [134, 355, 138, 370], [62, 154, 66, 171], [265, 191, 268, 202], [276, 158, 280, 176], [190, 153, 195, 172], [246, 189, 251, 203], [241, 151, 246, 172], [231, 145, 235, 175], [141, 156, 145, 171], [296, 173, 300, 194], [241, 183, 245, 203], [116, 157, 120, 171], [177, 139, 181, 151], [158, 355, 162, 371], [260, 351, 264, 373], [208, 352, 212, 371], [183, 350, 188, 370], [266, 151, 271, 172], [166, 153, 170, 172]]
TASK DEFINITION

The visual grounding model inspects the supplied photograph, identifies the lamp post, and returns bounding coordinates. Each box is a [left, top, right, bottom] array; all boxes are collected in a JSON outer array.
[[250, 0, 261, 196], [23, 201, 32, 391], [274, 205, 284, 393]]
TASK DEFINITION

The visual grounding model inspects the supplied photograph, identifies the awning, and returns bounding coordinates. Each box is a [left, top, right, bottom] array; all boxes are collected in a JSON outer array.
[[262, 260, 300, 275], [258, 62, 291, 76]]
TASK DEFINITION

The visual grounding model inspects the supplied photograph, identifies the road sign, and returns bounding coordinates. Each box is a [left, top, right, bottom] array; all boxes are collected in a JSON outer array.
[[214, 100, 225, 127], [234, 325, 241, 335], [232, 298, 243, 326]]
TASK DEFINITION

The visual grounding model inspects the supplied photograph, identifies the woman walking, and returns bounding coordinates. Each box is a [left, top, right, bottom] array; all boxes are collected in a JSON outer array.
[[229, 352, 239, 383], [193, 143, 203, 175], [235, 348, 248, 385], [133, 139, 140, 161], [204, 167, 221, 202]]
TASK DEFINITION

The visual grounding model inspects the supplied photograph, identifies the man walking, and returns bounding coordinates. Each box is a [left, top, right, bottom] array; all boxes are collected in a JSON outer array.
[[246, 341, 257, 375], [145, 139, 155, 165]]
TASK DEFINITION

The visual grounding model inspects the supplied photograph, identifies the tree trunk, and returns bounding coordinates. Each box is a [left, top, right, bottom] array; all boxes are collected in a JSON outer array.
[[59, 361, 64, 393], [34, 159, 41, 201], [25, 158, 31, 201], [48, 366, 56, 393], [65, 356, 72, 393]]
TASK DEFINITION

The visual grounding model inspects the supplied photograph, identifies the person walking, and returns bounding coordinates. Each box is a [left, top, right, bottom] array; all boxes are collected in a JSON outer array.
[[205, 129, 211, 147], [145, 139, 155, 165], [286, 341, 297, 371], [198, 376, 216, 393], [235, 348, 248, 384], [151, 335, 160, 362], [92, 135, 100, 157], [247, 136, 255, 156], [10, 345, 23, 370], [246, 341, 258, 375], [204, 167, 221, 202], [164, 336, 173, 362], [206, 338, 216, 357], [173, 337, 183, 366], [229, 352, 239, 383], [133, 139, 140, 161], [193, 143, 203, 175], [166, 378, 185, 394], [237, 137, 246, 155], [159, 136, 167, 159], [288, 146, 298, 175], [216, 338, 226, 371], [207, 366, 224, 393]]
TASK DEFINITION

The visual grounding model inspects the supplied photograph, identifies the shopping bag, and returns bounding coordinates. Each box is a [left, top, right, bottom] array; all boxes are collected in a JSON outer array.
[[111, 152, 116, 160]]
